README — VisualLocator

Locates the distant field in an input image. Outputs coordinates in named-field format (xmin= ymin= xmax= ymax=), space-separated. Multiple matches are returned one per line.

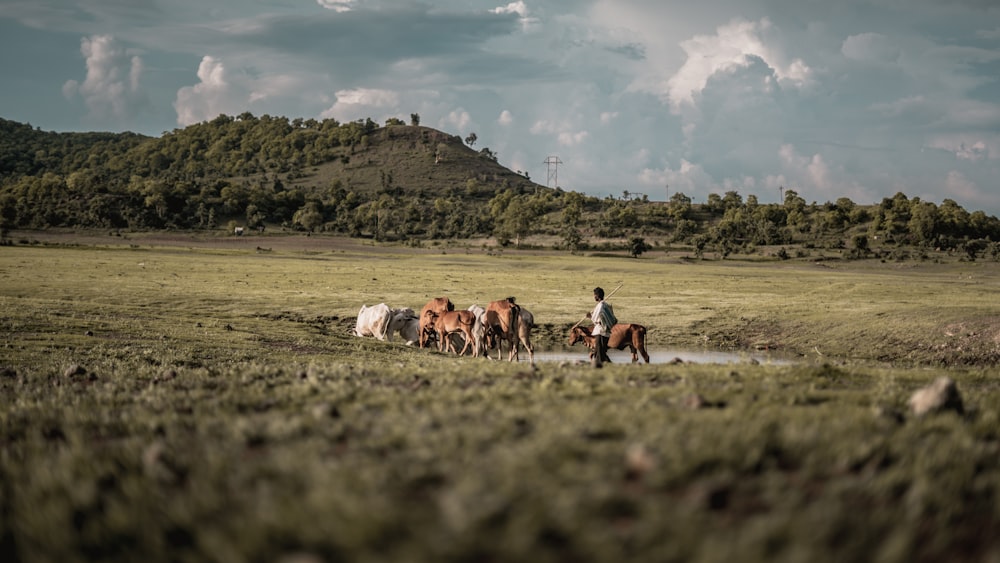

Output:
xmin=2 ymin=232 xmax=1000 ymax=562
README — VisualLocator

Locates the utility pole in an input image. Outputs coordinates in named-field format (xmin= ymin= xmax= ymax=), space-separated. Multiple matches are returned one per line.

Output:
xmin=544 ymin=156 xmax=562 ymax=188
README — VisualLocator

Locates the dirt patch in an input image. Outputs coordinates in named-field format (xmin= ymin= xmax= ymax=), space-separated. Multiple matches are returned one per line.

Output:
xmin=931 ymin=317 xmax=1000 ymax=366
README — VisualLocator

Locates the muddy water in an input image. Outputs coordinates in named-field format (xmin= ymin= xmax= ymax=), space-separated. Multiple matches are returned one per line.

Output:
xmin=524 ymin=348 xmax=795 ymax=365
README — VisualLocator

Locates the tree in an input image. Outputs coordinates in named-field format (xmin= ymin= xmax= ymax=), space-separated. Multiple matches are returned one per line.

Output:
xmin=465 ymin=132 xmax=478 ymax=147
xmin=410 ymin=113 xmax=420 ymax=126
xmin=489 ymin=189 xmax=543 ymax=248
xmin=293 ymin=201 xmax=324 ymax=232
xmin=669 ymin=192 xmax=693 ymax=221
xmin=628 ymin=236 xmax=651 ymax=258
xmin=849 ymin=234 xmax=870 ymax=259
xmin=478 ymin=147 xmax=497 ymax=162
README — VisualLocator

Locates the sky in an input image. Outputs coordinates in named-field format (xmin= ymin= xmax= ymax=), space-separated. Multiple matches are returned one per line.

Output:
xmin=2 ymin=0 xmax=1000 ymax=216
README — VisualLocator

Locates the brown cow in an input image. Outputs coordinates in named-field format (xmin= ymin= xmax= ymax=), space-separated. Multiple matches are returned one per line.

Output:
xmin=419 ymin=297 xmax=454 ymax=348
xmin=424 ymin=310 xmax=477 ymax=356
xmin=568 ymin=323 xmax=650 ymax=364
xmin=517 ymin=308 xmax=536 ymax=364
xmin=485 ymin=298 xmax=520 ymax=361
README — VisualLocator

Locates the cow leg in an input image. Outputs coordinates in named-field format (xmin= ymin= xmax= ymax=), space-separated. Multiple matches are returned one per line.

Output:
xmin=521 ymin=337 xmax=534 ymax=364
xmin=506 ymin=336 xmax=518 ymax=362
xmin=452 ymin=332 xmax=469 ymax=356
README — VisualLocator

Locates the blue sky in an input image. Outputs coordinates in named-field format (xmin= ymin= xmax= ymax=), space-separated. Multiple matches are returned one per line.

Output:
xmin=3 ymin=0 xmax=999 ymax=215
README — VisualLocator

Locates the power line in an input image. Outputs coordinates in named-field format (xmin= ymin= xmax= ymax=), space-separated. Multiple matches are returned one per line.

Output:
xmin=543 ymin=156 xmax=562 ymax=188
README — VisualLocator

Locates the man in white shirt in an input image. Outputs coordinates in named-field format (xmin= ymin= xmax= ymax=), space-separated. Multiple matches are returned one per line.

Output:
xmin=590 ymin=286 xmax=616 ymax=367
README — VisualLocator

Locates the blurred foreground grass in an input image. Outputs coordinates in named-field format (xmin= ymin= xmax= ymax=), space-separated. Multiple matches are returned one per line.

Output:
xmin=2 ymin=239 xmax=1000 ymax=562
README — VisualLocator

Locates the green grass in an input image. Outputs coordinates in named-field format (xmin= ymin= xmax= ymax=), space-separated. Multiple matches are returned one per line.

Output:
xmin=2 ymin=238 xmax=1000 ymax=562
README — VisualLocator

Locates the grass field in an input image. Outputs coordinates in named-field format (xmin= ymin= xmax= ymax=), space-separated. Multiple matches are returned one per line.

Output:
xmin=2 ymin=232 xmax=1000 ymax=562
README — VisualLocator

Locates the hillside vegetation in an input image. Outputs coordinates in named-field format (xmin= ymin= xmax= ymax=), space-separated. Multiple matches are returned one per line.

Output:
xmin=2 ymin=115 xmax=999 ymax=261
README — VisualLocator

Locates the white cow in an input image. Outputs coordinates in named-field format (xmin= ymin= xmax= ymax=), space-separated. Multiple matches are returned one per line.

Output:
xmin=387 ymin=308 xmax=420 ymax=345
xmin=466 ymin=304 xmax=488 ymax=358
xmin=354 ymin=303 xmax=393 ymax=340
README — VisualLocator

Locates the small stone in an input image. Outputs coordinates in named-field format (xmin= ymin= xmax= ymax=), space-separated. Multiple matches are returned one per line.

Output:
xmin=63 ymin=364 xmax=87 ymax=378
xmin=312 ymin=402 xmax=341 ymax=419
xmin=624 ymin=443 xmax=656 ymax=480
xmin=909 ymin=376 xmax=964 ymax=417
xmin=683 ymin=393 xmax=709 ymax=410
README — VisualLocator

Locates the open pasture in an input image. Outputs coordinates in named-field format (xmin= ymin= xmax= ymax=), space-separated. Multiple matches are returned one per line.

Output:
xmin=2 ymin=236 xmax=1000 ymax=562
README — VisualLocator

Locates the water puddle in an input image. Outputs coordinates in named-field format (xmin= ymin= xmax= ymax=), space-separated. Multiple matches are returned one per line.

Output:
xmin=526 ymin=348 xmax=794 ymax=365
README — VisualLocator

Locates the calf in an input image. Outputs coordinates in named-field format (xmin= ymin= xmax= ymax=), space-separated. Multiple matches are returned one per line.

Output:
xmin=419 ymin=297 xmax=454 ymax=348
xmin=387 ymin=308 xmax=419 ymax=345
xmin=568 ymin=323 xmax=650 ymax=364
xmin=425 ymin=310 xmax=477 ymax=356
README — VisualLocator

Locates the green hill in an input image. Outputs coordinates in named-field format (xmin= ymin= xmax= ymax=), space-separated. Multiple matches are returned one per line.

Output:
xmin=0 ymin=114 xmax=549 ymax=239
xmin=1 ymin=114 xmax=999 ymax=262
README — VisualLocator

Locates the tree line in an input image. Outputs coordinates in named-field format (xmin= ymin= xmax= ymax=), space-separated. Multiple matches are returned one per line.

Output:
xmin=1 ymin=115 xmax=998 ymax=260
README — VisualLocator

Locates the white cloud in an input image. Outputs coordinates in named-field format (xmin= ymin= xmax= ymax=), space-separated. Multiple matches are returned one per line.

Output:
xmin=491 ymin=1 xmax=527 ymax=17
xmin=600 ymin=111 xmax=618 ymax=124
xmin=490 ymin=1 xmax=538 ymax=29
xmin=174 ymin=56 xmax=252 ymax=126
xmin=956 ymin=141 xmax=989 ymax=161
xmin=529 ymin=119 xmax=555 ymax=135
xmin=926 ymin=135 xmax=996 ymax=161
xmin=638 ymin=159 xmax=718 ymax=196
xmin=333 ymin=87 xmax=398 ymax=107
xmin=498 ymin=109 xmax=513 ymax=126
xmin=62 ymin=35 xmax=145 ymax=121
xmin=944 ymin=170 xmax=995 ymax=206
xmin=439 ymin=108 xmax=472 ymax=132
xmin=319 ymin=87 xmax=400 ymax=121
xmin=841 ymin=32 xmax=901 ymax=64
xmin=776 ymin=144 xmax=873 ymax=203
xmin=317 ymin=0 xmax=356 ymax=12
xmin=663 ymin=18 xmax=812 ymax=113
xmin=558 ymin=130 xmax=589 ymax=146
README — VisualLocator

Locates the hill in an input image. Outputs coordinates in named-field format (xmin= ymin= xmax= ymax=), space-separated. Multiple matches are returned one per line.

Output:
xmin=2 ymin=115 xmax=1000 ymax=262
xmin=0 ymin=114 xmax=549 ymax=239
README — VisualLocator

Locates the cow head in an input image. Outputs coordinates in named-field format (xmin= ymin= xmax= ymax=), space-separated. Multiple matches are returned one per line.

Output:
xmin=568 ymin=326 xmax=589 ymax=347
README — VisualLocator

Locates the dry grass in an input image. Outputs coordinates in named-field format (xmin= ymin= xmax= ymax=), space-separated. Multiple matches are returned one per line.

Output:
xmin=2 ymin=234 xmax=1000 ymax=562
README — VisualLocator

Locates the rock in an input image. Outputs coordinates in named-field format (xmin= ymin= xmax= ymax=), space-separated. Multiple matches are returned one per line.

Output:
xmin=624 ymin=443 xmax=656 ymax=481
xmin=63 ymin=364 xmax=87 ymax=378
xmin=0 ymin=366 xmax=16 ymax=378
xmin=908 ymin=376 xmax=964 ymax=417
xmin=311 ymin=402 xmax=341 ymax=420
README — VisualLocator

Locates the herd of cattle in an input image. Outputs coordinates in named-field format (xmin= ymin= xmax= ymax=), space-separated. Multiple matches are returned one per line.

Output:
xmin=353 ymin=297 xmax=650 ymax=364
